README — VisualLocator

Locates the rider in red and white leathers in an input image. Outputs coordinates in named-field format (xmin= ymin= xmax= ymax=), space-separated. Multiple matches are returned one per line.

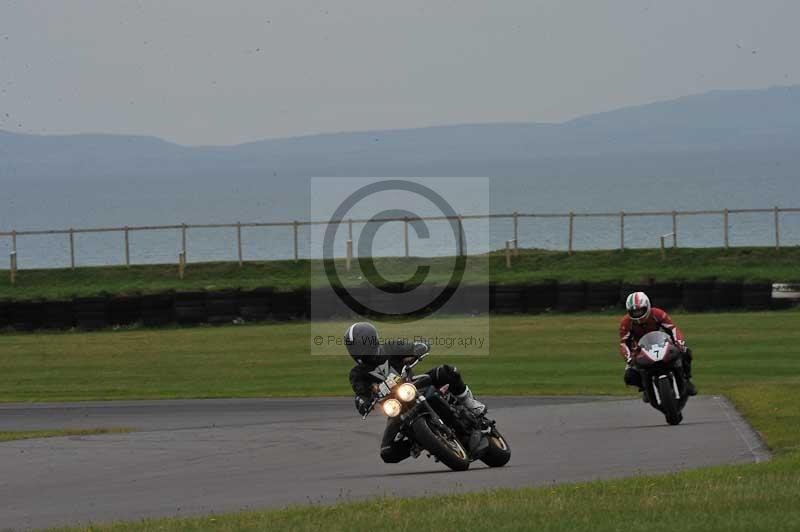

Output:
xmin=619 ymin=292 xmax=696 ymax=395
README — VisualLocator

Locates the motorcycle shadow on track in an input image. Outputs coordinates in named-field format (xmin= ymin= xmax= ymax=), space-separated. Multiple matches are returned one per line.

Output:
xmin=326 ymin=464 xmax=519 ymax=481
xmin=593 ymin=420 xmax=711 ymax=431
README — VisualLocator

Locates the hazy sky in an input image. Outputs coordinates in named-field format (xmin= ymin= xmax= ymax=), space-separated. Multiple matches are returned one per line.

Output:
xmin=0 ymin=0 xmax=797 ymax=145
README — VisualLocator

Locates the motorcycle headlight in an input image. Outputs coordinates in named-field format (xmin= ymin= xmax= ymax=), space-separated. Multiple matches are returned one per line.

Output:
xmin=382 ymin=398 xmax=402 ymax=417
xmin=395 ymin=383 xmax=417 ymax=403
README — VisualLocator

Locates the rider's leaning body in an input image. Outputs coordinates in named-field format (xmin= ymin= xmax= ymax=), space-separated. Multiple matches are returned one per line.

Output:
xmin=345 ymin=322 xmax=485 ymax=463
xmin=619 ymin=292 xmax=697 ymax=396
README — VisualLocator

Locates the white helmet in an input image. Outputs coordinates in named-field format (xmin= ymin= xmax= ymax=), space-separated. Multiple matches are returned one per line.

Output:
xmin=625 ymin=292 xmax=651 ymax=322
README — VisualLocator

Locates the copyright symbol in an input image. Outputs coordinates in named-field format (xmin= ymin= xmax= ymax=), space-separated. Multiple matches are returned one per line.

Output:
xmin=313 ymin=335 xmax=324 ymax=346
xmin=322 ymin=179 xmax=466 ymax=322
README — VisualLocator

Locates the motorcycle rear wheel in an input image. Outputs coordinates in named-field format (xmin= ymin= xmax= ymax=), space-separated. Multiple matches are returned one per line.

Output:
xmin=412 ymin=417 xmax=470 ymax=471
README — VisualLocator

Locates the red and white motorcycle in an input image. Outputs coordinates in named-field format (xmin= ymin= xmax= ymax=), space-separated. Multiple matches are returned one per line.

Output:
xmin=632 ymin=331 xmax=691 ymax=425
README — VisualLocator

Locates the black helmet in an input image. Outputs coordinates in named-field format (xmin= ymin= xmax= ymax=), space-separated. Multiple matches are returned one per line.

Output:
xmin=344 ymin=322 xmax=380 ymax=364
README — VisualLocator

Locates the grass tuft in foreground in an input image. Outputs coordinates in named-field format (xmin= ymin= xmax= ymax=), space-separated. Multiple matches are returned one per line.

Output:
xmin=0 ymin=427 xmax=133 ymax=442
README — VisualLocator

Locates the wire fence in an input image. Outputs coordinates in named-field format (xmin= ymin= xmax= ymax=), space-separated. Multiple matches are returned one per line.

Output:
xmin=2 ymin=207 xmax=798 ymax=274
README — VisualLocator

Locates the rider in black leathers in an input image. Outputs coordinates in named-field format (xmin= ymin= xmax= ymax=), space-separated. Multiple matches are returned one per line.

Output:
xmin=345 ymin=322 xmax=485 ymax=463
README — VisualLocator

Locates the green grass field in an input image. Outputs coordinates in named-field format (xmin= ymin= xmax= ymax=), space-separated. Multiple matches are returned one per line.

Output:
xmin=2 ymin=246 xmax=797 ymax=300
xmin=3 ymin=311 xmax=798 ymax=402
xmin=2 ymin=310 xmax=794 ymax=531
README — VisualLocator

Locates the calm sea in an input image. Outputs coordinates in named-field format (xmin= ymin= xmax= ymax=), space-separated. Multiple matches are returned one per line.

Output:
xmin=2 ymin=174 xmax=798 ymax=269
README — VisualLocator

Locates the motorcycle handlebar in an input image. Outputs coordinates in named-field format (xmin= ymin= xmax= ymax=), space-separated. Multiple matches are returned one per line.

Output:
xmin=362 ymin=397 xmax=379 ymax=420
xmin=407 ymin=352 xmax=427 ymax=369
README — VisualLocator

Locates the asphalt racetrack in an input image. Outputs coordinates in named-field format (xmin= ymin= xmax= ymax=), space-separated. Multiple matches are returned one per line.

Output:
xmin=0 ymin=396 xmax=768 ymax=530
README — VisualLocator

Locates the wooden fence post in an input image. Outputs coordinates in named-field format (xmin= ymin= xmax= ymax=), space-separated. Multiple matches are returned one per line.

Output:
xmin=723 ymin=208 xmax=729 ymax=248
xmin=568 ymin=212 xmax=574 ymax=255
xmin=293 ymin=221 xmax=299 ymax=261
xmin=236 ymin=222 xmax=243 ymax=267
xmin=457 ymin=215 xmax=465 ymax=256
xmin=513 ymin=211 xmax=519 ymax=255
xmin=181 ymin=223 xmax=187 ymax=262
xmin=178 ymin=252 xmax=185 ymax=279
xmin=619 ymin=211 xmax=625 ymax=251
xmin=774 ymin=206 xmax=781 ymax=250
xmin=9 ymin=251 xmax=16 ymax=285
xmin=403 ymin=217 xmax=409 ymax=258
xmin=69 ymin=228 xmax=75 ymax=269
xmin=124 ymin=226 xmax=130 ymax=267
xmin=672 ymin=211 xmax=678 ymax=247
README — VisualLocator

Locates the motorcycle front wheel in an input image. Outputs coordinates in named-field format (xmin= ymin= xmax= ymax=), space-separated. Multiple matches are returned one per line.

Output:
xmin=412 ymin=417 xmax=470 ymax=471
xmin=657 ymin=377 xmax=683 ymax=426
xmin=480 ymin=427 xmax=511 ymax=467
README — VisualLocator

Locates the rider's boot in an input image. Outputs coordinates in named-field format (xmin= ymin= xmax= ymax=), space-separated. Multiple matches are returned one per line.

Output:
xmin=683 ymin=354 xmax=698 ymax=396
xmin=624 ymin=366 xmax=646 ymax=400
xmin=456 ymin=386 xmax=486 ymax=415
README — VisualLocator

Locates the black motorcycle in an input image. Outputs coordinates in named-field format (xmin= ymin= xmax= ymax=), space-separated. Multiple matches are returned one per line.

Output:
xmin=632 ymin=331 xmax=691 ymax=425
xmin=362 ymin=353 xmax=511 ymax=471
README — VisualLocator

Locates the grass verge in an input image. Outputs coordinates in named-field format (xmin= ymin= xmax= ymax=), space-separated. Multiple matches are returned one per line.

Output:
xmin=1 ymin=246 xmax=797 ymax=300
xmin=0 ymin=427 xmax=132 ymax=442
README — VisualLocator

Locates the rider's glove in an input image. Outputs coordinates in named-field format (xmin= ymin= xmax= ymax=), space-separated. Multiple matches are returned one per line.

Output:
xmin=354 ymin=395 xmax=372 ymax=416
xmin=413 ymin=340 xmax=431 ymax=357
xmin=625 ymin=354 xmax=633 ymax=366
xmin=675 ymin=339 xmax=687 ymax=352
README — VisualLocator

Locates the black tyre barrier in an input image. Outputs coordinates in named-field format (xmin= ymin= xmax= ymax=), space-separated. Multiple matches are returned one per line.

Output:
xmin=173 ymin=291 xmax=207 ymax=325
xmin=139 ymin=293 xmax=173 ymax=326
xmin=173 ymin=291 xmax=205 ymax=306
xmin=585 ymin=281 xmax=622 ymax=310
xmin=491 ymin=284 xmax=526 ymax=314
xmin=239 ymin=288 xmax=272 ymax=322
xmin=9 ymin=300 xmax=45 ymax=331
xmin=174 ymin=306 xmax=207 ymax=325
xmin=740 ymin=282 xmax=772 ymax=310
xmin=73 ymin=295 xmax=109 ymax=313
xmin=141 ymin=309 xmax=171 ymax=327
xmin=141 ymin=293 xmax=173 ymax=311
xmin=682 ymin=281 xmax=715 ymax=311
xmin=556 ymin=282 xmax=586 ymax=312
xmin=272 ymin=289 xmax=307 ymax=320
xmin=403 ymin=285 xmax=440 ymax=317
xmin=77 ymin=312 xmax=109 ymax=330
xmin=0 ymin=301 xmax=8 ymax=328
xmin=711 ymin=281 xmax=742 ymax=310
xmin=449 ymin=284 xmax=490 ymax=315
xmin=74 ymin=296 xmax=110 ymax=330
xmin=366 ymin=284 xmax=401 ymax=317
xmin=43 ymin=300 xmax=75 ymax=329
xmin=308 ymin=287 xmax=339 ymax=319
xmin=524 ymin=282 xmax=558 ymax=313
xmin=109 ymin=296 xmax=142 ymax=326
xmin=206 ymin=290 xmax=240 ymax=325
xmin=2 ymin=277 xmax=795 ymax=333
xmin=648 ymin=282 xmax=683 ymax=311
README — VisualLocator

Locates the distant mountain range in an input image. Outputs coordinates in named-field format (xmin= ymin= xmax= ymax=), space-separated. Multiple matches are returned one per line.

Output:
xmin=2 ymin=85 xmax=800 ymax=181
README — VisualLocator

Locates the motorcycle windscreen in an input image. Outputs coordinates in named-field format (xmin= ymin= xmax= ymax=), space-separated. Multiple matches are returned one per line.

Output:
xmin=638 ymin=331 xmax=672 ymax=362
